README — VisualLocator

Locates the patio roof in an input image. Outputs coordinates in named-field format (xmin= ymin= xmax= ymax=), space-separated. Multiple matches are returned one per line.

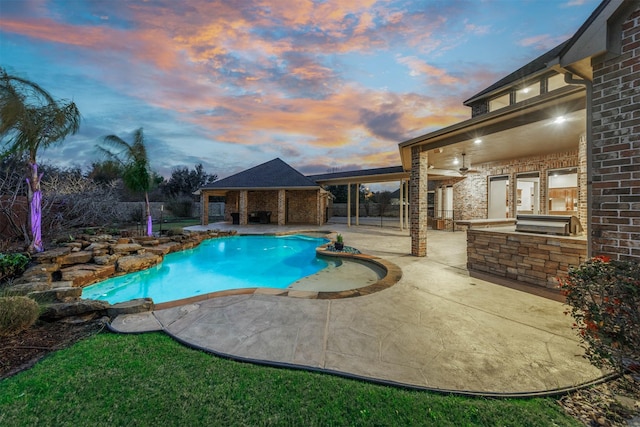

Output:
xmin=308 ymin=165 xmax=408 ymax=185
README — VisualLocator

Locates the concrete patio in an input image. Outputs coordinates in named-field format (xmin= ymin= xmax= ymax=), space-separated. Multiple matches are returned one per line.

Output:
xmin=110 ymin=220 xmax=607 ymax=396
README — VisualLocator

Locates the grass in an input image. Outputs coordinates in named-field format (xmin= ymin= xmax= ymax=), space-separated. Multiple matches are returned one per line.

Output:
xmin=0 ymin=332 xmax=579 ymax=426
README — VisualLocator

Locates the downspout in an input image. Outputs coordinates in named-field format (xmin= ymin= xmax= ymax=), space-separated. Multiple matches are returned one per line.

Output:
xmin=564 ymin=72 xmax=593 ymax=258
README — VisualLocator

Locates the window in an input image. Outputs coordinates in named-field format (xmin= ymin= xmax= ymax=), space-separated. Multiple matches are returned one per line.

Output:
xmin=516 ymin=172 xmax=540 ymax=214
xmin=547 ymin=168 xmax=578 ymax=215
xmin=547 ymin=73 xmax=568 ymax=92
xmin=515 ymin=82 xmax=540 ymax=103
xmin=489 ymin=93 xmax=510 ymax=112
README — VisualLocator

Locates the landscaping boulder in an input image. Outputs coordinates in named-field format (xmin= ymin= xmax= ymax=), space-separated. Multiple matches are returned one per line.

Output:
xmin=14 ymin=264 xmax=56 ymax=284
xmin=107 ymin=298 xmax=154 ymax=317
xmin=60 ymin=264 xmax=116 ymax=287
xmin=93 ymin=254 xmax=119 ymax=266
xmin=116 ymin=253 xmax=162 ymax=273
xmin=40 ymin=300 xmax=110 ymax=320
xmin=110 ymin=243 xmax=143 ymax=255
xmin=28 ymin=287 xmax=83 ymax=303
xmin=5 ymin=281 xmax=52 ymax=296
xmin=59 ymin=250 xmax=93 ymax=266
xmin=31 ymin=246 xmax=71 ymax=264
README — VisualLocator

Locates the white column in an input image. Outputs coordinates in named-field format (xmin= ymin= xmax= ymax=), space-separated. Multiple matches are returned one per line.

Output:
xmin=405 ymin=180 xmax=409 ymax=231
xmin=355 ymin=183 xmax=360 ymax=226
xmin=399 ymin=179 xmax=404 ymax=230
xmin=347 ymin=182 xmax=351 ymax=227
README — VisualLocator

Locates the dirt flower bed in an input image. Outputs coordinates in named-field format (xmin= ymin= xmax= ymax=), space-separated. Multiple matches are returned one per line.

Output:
xmin=0 ymin=318 xmax=106 ymax=379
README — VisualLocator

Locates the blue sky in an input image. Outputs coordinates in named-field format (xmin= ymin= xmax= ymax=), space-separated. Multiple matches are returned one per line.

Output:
xmin=0 ymin=0 xmax=600 ymax=180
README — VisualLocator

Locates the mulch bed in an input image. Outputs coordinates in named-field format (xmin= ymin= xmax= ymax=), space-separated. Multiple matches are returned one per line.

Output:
xmin=0 ymin=318 xmax=106 ymax=380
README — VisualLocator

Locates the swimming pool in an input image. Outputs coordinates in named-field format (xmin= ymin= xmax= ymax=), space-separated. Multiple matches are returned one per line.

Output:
xmin=81 ymin=234 xmax=331 ymax=304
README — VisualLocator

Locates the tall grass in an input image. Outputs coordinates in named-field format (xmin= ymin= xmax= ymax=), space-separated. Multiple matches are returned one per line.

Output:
xmin=0 ymin=332 xmax=579 ymax=426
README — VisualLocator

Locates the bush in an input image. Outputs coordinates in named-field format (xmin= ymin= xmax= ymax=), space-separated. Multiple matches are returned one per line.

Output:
xmin=0 ymin=253 xmax=30 ymax=283
xmin=559 ymin=255 xmax=640 ymax=373
xmin=166 ymin=196 xmax=194 ymax=218
xmin=0 ymin=296 xmax=40 ymax=336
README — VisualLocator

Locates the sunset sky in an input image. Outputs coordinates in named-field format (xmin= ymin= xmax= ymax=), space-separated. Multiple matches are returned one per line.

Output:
xmin=0 ymin=0 xmax=600 ymax=180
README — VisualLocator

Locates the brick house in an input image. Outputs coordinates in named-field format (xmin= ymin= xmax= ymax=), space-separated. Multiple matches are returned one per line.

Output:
xmin=400 ymin=0 xmax=639 ymax=263
xmin=199 ymin=158 xmax=331 ymax=226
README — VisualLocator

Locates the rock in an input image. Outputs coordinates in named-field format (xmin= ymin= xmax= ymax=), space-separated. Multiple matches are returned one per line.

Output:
xmin=14 ymin=264 xmax=56 ymax=284
xmin=93 ymin=254 xmax=119 ymax=265
xmin=85 ymin=242 xmax=109 ymax=252
xmin=40 ymin=299 xmax=110 ymax=320
xmin=60 ymin=264 xmax=116 ymax=287
xmin=116 ymin=238 xmax=130 ymax=244
xmin=60 ymin=250 xmax=93 ymax=266
xmin=66 ymin=242 xmax=83 ymax=249
xmin=31 ymin=246 xmax=71 ymax=264
xmin=140 ymin=239 xmax=160 ymax=246
xmin=50 ymin=281 xmax=74 ymax=288
xmin=107 ymin=298 xmax=154 ymax=317
xmin=116 ymin=253 xmax=162 ymax=273
xmin=28 ymin=286 xmax=83 ymax=303
xmin=6 ymin=282 xmax=52 ymax=295
xmin=110 ymin=243 xmax=142 ymax=254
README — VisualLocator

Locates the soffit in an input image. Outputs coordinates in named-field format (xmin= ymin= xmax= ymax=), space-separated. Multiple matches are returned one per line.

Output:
xmin=399 ymin=88 xmax=586 ymax=175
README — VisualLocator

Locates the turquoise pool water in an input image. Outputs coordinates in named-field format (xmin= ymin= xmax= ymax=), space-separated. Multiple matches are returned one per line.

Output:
xmin=81 ymin=234 xmax=330 ymax=304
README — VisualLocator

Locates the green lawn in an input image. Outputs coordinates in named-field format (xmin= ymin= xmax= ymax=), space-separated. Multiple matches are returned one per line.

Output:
xmin=0 ymin=332 xmax=579 ymax=426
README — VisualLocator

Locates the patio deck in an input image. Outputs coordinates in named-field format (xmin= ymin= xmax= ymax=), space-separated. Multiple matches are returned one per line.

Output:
xmin=110 ymin=221 xmax=607 ymax=396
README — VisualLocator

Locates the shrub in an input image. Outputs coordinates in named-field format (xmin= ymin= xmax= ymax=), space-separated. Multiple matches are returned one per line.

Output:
xmin=0 ymin=296 xmax=40 ymax=336
xmin=166 ymin=196 xmax=195 ymax=218
xmin=0 ymin=252 xmax=30 ymax=283
xmin=559 ymin=256 xmax=640 ymax=373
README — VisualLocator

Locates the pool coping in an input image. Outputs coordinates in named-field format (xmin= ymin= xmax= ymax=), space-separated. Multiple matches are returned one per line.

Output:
xmin=153 ymin=230 xmax=402 ymax=311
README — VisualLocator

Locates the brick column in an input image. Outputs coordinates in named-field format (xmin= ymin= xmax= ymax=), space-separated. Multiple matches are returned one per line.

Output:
xmin=278 ymin=189 xmax=286 ymax=225
xmin=200 ymin=191 xmax=209 ymax=226
xmin=239 ymin=190 xmax=248 ymax=225
xmin=590 ymin=4 xmax=640 ymax=260
xmin=410 ymin=146 xmax=428 ymax=256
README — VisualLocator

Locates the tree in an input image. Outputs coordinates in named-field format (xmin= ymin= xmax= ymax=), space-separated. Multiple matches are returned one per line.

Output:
xmin=87 ymin=160 xmax=124 ymax=186
xmin=0 ymin=68 xmax=81 ymax=252
xmin=97 ymin=128 xmax=154 ymax=236
xmin=162 ymin=163 xmax=217 ymax=197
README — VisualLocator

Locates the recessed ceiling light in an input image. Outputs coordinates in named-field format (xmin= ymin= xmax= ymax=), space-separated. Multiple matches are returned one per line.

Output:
xmin=554 ymin=116 xmax=566 ymax=124
xmin=474 ymin=139 xmax=482 ymax=144
xmin=453 ymin=158 xmax=459 ymax=165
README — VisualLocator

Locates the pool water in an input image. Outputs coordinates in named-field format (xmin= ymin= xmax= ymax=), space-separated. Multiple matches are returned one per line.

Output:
xmin=81 ymin=234 xmax=331 ymax=304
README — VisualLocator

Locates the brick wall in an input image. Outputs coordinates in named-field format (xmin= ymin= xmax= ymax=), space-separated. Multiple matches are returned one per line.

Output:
xmin=467 ymin=228 xmax=588 ymax=288
xmin=286 ymin=190 xmax=320 ymax=224
xmin=223 ymin=190 xmax=323 ymax=224
xmin=433 ymin=149 xmax=583 ymax=226
xmin=590 ymin=5 xmax=640 ymax=260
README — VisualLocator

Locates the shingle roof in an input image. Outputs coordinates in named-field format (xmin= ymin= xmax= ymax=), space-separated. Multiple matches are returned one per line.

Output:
xmin=463 ymin=40 xmax=571 ymax=105
xmin=307 ymin=166 xmax=405 ymax=182
xmin=201 ymin=158 xmax=319 ymax=189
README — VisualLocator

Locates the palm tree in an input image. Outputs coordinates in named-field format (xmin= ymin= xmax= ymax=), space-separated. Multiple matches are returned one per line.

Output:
xmin=98 ymin=128 xmax=154 ymax=236
xmin=0 ymin=68 xmax=81 ymax=252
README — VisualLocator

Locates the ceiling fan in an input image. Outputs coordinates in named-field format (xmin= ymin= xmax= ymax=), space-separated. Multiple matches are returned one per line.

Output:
xmin=458 ymin=153 xmax=478 ymax=174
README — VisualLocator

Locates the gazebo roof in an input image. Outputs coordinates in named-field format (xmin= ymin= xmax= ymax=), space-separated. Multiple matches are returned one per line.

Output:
xmin=201 ymin=158 xmax=320 ymax=190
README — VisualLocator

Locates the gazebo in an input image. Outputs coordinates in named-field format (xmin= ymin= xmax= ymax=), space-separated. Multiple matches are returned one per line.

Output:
xmin=199 ymin=158 xmax=331 ymax=226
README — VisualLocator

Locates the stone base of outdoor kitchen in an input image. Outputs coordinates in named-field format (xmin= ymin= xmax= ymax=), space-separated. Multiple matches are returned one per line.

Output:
xmin=6 ymin=230 xmax=236 ymax=321
xmin=466 ymin=226 xmax=587 ymax=291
